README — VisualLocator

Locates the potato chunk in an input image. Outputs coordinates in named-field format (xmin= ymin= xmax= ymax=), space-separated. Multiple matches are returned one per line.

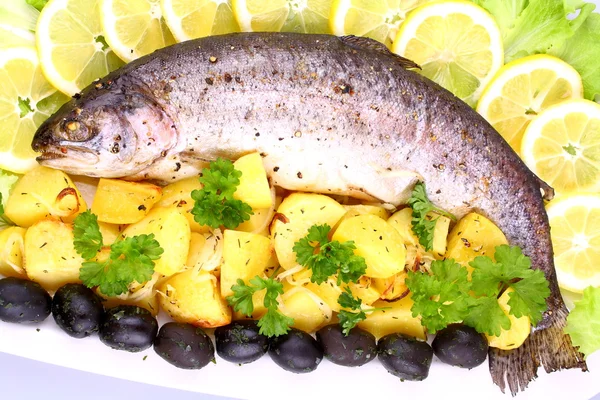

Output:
xmin=91 ymin=179 xmax=161 ymax=224
xmin=233 ymin=152 xmax=273 ymax=209
xmin=98 ymin=222 xmax=122 ymax=246
xmin=446 ymin=212 xmax=508 ymax=273
xmin=5 ymin=166 xmax=87 ymax=227
xmin=280 ymin=285 xmax=331 ymax=332
xmin=342 ymin=204 xmax=390 ymax=220
xmin=388 ymin=207 xmax=451 ymax=257
xmin=357 ymin=295 xmax=426 ymax=340
xmin=272 ymin=193 xmax=346 ymax=270
xmin=24 ymin=219 xmax=84 ymax=291
xmin=158 ymin=269 xmax=231 ymax=328
xmin=373 ymin=271 xmax=409 ymax=301
xmin=157 ymin=177 xmax=210 ymax=233
xmin=120 ymin=206 xmax=190 ymax=277
xmin=332 ymin=214 xmax=406 ymax=279
xmin=220 ymin=230 xmax=272 ymax=297
xmin=0 ymin=226 xmax=27 ymax=278
xmin=486 ymin=288 xmax=531 ymax=350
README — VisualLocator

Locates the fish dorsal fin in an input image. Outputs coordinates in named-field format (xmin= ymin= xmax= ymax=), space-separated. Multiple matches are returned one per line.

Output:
xmin=339 ymin=35 xmax=421 ymax=70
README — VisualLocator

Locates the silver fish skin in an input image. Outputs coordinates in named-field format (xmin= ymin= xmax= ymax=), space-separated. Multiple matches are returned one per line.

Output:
xmin=31 ymin=33 xmax=586 ymax=393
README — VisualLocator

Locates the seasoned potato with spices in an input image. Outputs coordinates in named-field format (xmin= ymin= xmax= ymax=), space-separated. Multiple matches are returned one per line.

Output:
xmin=233 ymin=152 xmax=273 ymax=209
xmin=486 ymin=288 xmax=531 ymax=350
xmin=272 ymin=193 xmax=346 ymax=270
xmin=159 ymin=269 xmax=231 ymax=328
xmin=98 ymin=222 xmax=122 ymax=246
xmin=157 ymin=177 xmax=209 ymax=233
xmin=5 ymin=166 xmax=86 ymax=227
xmin=373 ymin=271 xmax=409 ymax=301
xmin=0 ymin=226 xmax=27 ymax=278
xmin=387 ymin=207 xmax=450 ymax=257
xmin=358 ymin=295 xmax=426 ymax=340
xmin=341 ymin=204 xmax=390 ymax=220
xmin=280 ymin=284 xmax=331 ymax=333
xmin=24 ymin=219 xmax=84 ymax=291
xmin=332 ymin=214 xmax=405 ymax=279
xmin=120 ymin=206 xmax=190 ymax=277
xmin=91 ymin=179 xmax=162 ymax=224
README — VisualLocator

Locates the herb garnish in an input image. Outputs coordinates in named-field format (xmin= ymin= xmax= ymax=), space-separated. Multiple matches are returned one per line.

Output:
xmin=408 ymin=182 xmax=456 ymax=251
xmin=337 ymin=287 xmax=389 ymax=336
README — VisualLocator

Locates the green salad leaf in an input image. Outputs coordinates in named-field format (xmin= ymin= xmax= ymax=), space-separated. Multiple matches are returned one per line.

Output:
xmin=25 ymin=0 xmax=48 ymax=12
xmin=565 ymin=286 xmax=600 ymax=358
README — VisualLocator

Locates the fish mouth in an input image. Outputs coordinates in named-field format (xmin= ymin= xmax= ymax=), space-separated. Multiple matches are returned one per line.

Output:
xmin=36 ymin=150 xmax=67 ymax=161
xmin=36 ymin=145 xmax=100 ymax=164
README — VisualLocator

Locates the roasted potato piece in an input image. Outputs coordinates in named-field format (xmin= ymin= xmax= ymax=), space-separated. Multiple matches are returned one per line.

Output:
xmin=348 ymin=277 xmax=381 ymax=306
xmin=388 ymin=207 xmax=451 ymax=257
xmin=233 ymin=152 xmax=273 ymax=209
xmin=98 ymin=222 xmax=122 ymax=246
xmin=221 ymin=230 xmax=272 ymax=298
xmin=24 ymin=219 xmax=84 ymax=291
xmin=280 ymin=284 xmax=331 ymax=332
xmin=332 ymin=214 xmax=406 ymax=279
xmin=272 ymin=193 xmax=346 ymax=270
xmin=373 ymin=271 xmax=409 ymax=301
xmin=486 ymin=288 xmax=531 ymax=350
xmin=342 ymin=204 xmax=390 ymax=220
xmin=446 ymin=212 xmax=508 ymax=273
xmin=91 ymin=179 xmax=161 ymax=224
xmin=0 ymin=226 xmax=27 ymax=278
xmin=157 ymin=177 xmax=210 ymax=233
xmin=357 ymin=295 xmax=426 ymax=340
xmin=236 ymin=207 xmax=273 ymax=235
xmin=120 ymin=206 xmax=190 ymax=277
xmin=305 ymin=277 xmax=343 ymax=312
xmin=158 ymin=269 xmax=231 ymax=328
xmin=5 ymin=166 xmax=87 ymax=227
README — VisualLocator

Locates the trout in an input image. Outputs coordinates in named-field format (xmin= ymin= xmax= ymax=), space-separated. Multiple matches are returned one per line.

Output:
xmin=31 ymin=33 xmax=586 ymax=393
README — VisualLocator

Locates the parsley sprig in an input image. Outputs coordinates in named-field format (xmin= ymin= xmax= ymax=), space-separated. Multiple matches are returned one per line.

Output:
xmin=191 ymin=158 xmax=253 ymax=229
xmin=408 ymin=182 xmax=456 ymax=251
xmin=406 ymin=245 xmax=550 ymax=336
xmin=227 ymin=275 xmax=294 ymax=337
xmin=292 ymin=224 xmax=367 ymax=285
xmin=73 ymin=210 xmax=164 ymax=297
xmin=337 ymin=287 xmax=389 ymax=335
xmin=0 ymin=193 xmax=15 ymax=230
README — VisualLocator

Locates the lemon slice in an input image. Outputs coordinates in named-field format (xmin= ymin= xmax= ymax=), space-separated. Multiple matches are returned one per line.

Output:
xmin=233 ymin=0 xmax=332 ymax=33
xmin=0 ymin=24 xmax=36 ymax=48
xmin=162 ymin=0 xmax=239 ymax=41
xmin=0 ymin=0 xmax=39 ymax=32
xmin=0 ymin=47 xmax=69 ymax=174
xmin=546 ymin=193 xmax=600 ymax=292
xmin=520 ymin=99 xmax=600 ymax=195
xmin=392 ymin=0 xmax=503 ymax=107
xmin=36 ymin=0 xmax=124 ymax=96
xmin=330 ymin=0 xmax=430 ymax=47
xmin=477 ymin=54 xmax=583 ymax=153
xmin=101 ymin=0 xmax=176 ymax=63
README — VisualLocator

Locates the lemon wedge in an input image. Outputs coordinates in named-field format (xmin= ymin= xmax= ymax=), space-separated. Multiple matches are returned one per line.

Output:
xmin=233 ymin=0 xmax=332 ymax=33
xmin=392 ymin=1 xmax=503 ymax=107
xmin=477 ymin=54 xmax=583 ymax=153
xmin=101 ymin=0 xmax=176 ymax=63
xmin=36 ymin=0 xmax=124 ymax=96
xmin=162 ymin=0 xmax=239 ymax=41
xmin=330 ymin=0 xmax=430 ymax=47
xmin=520 ymin=99 xmax=600 ymax=195
xmin=546 ymin=193 xmax=600 ymax=293
xmin=0 ymin=24 xmax=36 ymax=48
xmin=0 ymin=46 xmax=69 ymax=174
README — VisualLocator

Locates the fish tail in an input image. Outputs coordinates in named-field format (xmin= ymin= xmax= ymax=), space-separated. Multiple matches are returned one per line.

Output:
xmin=488 ymin=303 xmax=587 ymax=395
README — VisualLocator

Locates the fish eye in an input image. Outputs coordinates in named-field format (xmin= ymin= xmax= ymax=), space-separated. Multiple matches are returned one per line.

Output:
xmin=61 ymin=119 xmax=90 ymax=142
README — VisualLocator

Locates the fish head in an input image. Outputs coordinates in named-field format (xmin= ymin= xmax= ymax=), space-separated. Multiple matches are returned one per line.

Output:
xmin=31 ymin=85 xmax=178 ymax=178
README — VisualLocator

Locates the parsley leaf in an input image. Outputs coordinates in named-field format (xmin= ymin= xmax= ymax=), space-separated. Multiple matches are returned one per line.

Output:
xmin=79 ymin=233 xmax=163 ymax=297
xmin=338 ymin=309 xmax=367 ymax=336
xmin=292 ymin=224 xmax=367 ymax=285
xmin=226 ymin=275 xmax=293 ymax=337
xmin=470 ymin=245 xmax=550 ymax=325
xmin=338 ymin=287 xmax=362 ymax=310
xmin=73 ymin=210 xmax=104 ymax=259
xmin=406 ymin=259 xmax=471 ymax=333
xmin=336 ymin=287 xmax=389 ymax=336
xmin=463 ymin=296 xmax=511 ymax=337
xmin=191 ymin=158 xmax=253 ymax=229
xmin=408 ymin=182 xmax=455 ymax=251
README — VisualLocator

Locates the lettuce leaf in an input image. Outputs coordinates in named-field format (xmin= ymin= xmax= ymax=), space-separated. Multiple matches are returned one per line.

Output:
xmin=565 ymin=286 xmax=600 ymax=358
xmin=550 ymin=12 xmax=600 ymax=100
xmin=25 ymin=0 xmax=48 ymax=12
xmin=0 ymin=169 xmax=19 ymax=209
xmin=471 ymin=0 xmax=528 ymax=37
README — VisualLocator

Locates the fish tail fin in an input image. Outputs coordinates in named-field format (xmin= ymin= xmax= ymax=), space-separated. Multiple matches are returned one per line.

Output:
xmin=488 ymin=303 xmax=587 ymax=395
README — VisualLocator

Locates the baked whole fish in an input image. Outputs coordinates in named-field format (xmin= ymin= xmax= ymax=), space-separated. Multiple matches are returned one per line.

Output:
xmin=31 ymin=32 xmax=586 ymax=393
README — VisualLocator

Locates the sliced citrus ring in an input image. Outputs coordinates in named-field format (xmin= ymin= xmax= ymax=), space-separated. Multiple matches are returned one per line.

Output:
xmin=36 ymin=0 xmax=124 ymax=96
xmin=0 ymin=46 xmax=70 ymax=174
xmin=162 ymin=0 xmax=239 ymax=41
xmin=0 ymin=0 xmax=39 ymax=32
xmin=0 ymin=24 xmax=36 ymax=48
xmin=546 ymin=193 xmax=600 ymax=292
xmin=520 ymin=99 xmax=600 ymax=195
xmin=477 ymin=54 xmax=583 ymax=153
xmin=233 ymin=0 xmax=332 ymax=33
xmin=101 ymin=0 xmax=176 ymax=63
xmin=392 ymin=1 xmax=503 ymax=107
xmin=330 ymin=0 xmax=430 ymax=47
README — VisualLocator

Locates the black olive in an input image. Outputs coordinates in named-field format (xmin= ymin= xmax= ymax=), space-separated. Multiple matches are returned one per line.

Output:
xmin=432 ymin=324 xmax=489 ymax=368
xmin=316 ymin=324 xmax=377 ymax=367
xmin=154 ymin=323 xmax=215 ymax=369
xmin=99 ymin=305 xmax=158 ymax=352
xmin=269 ymin=328 xmax=323 ymax=373
xmin=0 ymin=277 xmax=51 ymax=323
xmin=377 ymin=333 xmax=433 ymax=381
xmin=215 ymin=320 xmax=268 ymax=364
xmin=52 ymin=283 xmax=104 ymax=338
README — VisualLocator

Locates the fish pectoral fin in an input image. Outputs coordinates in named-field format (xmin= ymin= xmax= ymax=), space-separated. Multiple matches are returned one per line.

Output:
xmin=339 ymin=35 xmax=421 ymax=70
